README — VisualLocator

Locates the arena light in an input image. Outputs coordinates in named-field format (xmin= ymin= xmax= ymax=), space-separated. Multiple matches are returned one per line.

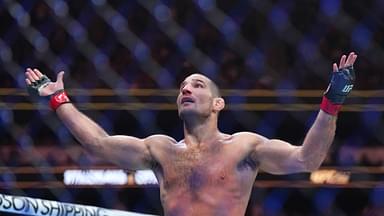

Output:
xmin=134 ymin=170 xmax=158 ymax=185
xmin=310 ymin=169 xmax=350 ymax=185
xmin=63 ymin=169 xmax=128 ymax=185
xmin=63 ymin=169 xmax=159 ymax=186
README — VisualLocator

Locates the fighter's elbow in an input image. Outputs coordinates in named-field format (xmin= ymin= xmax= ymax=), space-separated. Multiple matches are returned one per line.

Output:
xmin=305 ymin=162 xmax=321 ymax=172
xmin=296 ymin=148 xmax=326 ymax=172
xmin=302 ymin=159 xmax=323 ymax=172
xmin=296 ymin=153 xmax=322 ymax=172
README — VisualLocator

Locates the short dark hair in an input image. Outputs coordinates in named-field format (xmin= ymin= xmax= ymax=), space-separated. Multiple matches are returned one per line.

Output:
xmin=208 ymin=80 xmax=221 ymax=98
xmin=178 ymin=67 xmax=221 ymax=98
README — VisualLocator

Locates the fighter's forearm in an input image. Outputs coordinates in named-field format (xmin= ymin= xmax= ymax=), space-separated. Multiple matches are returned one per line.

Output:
xmin=56 ymin=103 xmax=108 ymax=149
xmin=299 ymin=53 xmax=356 ymax=170
xmin=299 ymin=110 xmax=337 ymax=170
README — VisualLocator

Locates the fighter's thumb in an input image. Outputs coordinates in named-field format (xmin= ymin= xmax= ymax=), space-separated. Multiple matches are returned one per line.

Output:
xmin=56 ymin=71 xmax=65 ymax=82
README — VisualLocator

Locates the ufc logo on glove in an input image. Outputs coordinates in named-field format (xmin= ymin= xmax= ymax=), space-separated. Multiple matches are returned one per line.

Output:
xmin=341 ymin=85 xmax=354 ymax=93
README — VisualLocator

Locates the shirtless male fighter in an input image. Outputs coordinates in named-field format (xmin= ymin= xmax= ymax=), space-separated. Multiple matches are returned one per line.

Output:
xmin=25 ymin=52 xmax=357 ymax=216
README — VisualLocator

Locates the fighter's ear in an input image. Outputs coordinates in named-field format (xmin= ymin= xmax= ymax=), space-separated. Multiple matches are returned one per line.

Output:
xmin=213 ymin=97 xmax=225 ymax=112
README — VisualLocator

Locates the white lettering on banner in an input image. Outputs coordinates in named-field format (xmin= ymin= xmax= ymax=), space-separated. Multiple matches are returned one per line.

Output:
xmin=0 ymin=193 xmax=155 ymax=216
xmin=0 ymin=194 xmax=101 ymax=216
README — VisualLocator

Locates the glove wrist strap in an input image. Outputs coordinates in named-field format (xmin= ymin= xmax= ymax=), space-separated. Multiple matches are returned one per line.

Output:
xmin=320 ymin=96 xmax=341 ymax=116
xmin=50 ymin=90 xmax=70 ymax=111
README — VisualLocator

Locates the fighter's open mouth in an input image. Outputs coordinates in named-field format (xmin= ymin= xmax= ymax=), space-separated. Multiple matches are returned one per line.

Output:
xmin=181 ymin=97 xmax=194 ymax=104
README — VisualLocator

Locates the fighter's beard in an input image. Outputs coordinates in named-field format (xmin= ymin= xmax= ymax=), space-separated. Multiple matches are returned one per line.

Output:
xmin=179 ymin=109 xmax=210 ymax=126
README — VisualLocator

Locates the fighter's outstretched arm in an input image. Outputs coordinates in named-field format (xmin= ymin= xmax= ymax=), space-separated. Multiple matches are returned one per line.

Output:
xmin=253 ymin=111 xmax=336 ymax=174
xmin=56 ymin=103 xmax=156 ymax=170
xmin=25 ymin=68 xmax=171 ymax=170
xmin=253 ymin=52 xmax=357 ymax=174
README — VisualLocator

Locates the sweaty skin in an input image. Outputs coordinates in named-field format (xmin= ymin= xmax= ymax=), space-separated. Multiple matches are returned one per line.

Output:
xmin=24 ymin=52 xmax=357 ymax=216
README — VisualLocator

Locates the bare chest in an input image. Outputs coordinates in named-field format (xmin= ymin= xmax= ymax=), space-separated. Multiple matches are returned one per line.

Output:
xmin=171 ymin=148 xmax=227 ymax=189
xmin=157 ymin=144 xmax=256 ymax=193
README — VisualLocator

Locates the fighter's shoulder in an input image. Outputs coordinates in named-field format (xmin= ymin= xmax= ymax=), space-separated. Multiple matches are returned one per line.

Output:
xmin=231 ymin=131 xmax=268 ymax=146
xmin=144 ymin=134 xmax=177 ymax=146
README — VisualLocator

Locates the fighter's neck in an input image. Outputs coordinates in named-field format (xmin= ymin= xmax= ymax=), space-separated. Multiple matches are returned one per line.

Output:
xmin=183 ymin=119 xmax=220 ymax=145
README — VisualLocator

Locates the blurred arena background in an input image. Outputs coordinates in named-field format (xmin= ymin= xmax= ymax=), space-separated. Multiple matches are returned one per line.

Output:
xmin=1 ymin=0 xmax=384 ymax=215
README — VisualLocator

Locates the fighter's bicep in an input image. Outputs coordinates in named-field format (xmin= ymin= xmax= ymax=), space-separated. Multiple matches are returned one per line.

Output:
xmin=254 ymin=139 xmax=305 ymax=174
xmin=95 ymin=135 xmax=153 ymax=170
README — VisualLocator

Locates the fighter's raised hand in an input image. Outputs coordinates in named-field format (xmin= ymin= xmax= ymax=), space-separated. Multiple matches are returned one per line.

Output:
xmin=25 ymin=68 xmax=70 ymax=110
xmin=333 ymin=52 xmax=358 ymax=71
xmin=25 ymin=68 xmax=65 ymax=97
xmin=321 ymin=52 xmax=358 ymax=115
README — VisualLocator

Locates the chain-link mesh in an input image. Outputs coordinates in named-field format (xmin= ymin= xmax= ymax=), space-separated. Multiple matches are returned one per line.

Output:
xmin=1 ymin=0 xmax=384 ymax=215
